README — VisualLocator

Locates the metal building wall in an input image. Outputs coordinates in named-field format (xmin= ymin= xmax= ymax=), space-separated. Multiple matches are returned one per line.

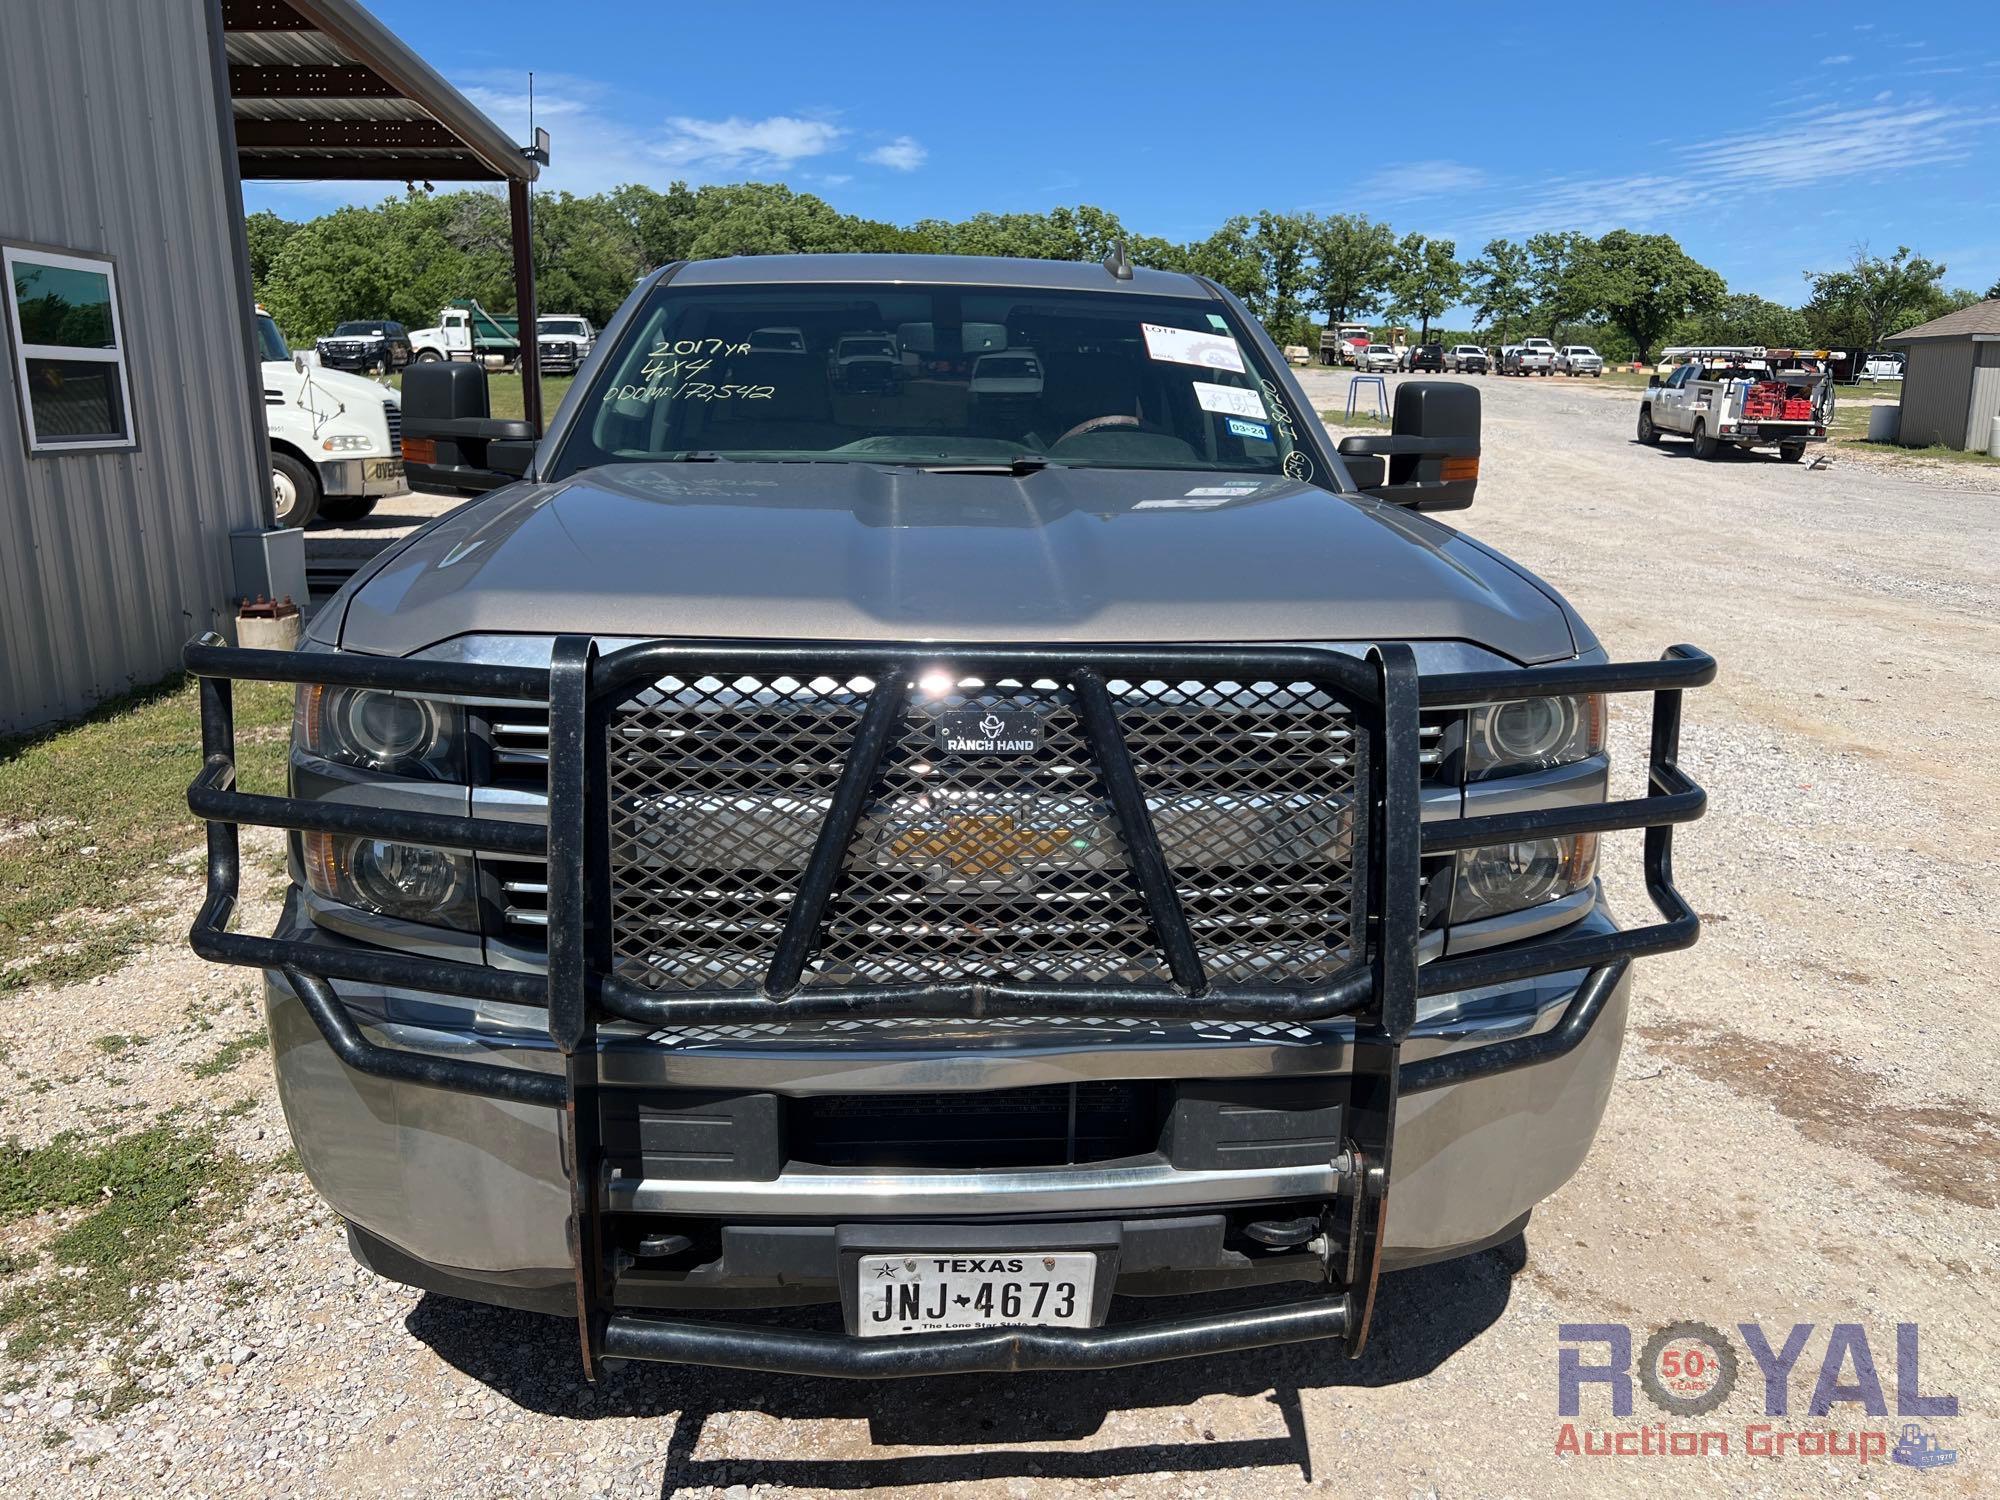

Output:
xmin=1967 ymin=343 xmax=2000 ymax=456
xmin=0 ymin=0 xmax=266 ymax=735
xmin=1895 ymin=339 xmax=1975 ymax=449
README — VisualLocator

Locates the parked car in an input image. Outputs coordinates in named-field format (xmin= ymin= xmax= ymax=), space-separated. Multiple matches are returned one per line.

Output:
xmin=258 ymin=308 xmax=403 ymax=528
xmin=1407 ymin=342 xmax=1447 ymax=373
xmin=1555 ymin=345 xmax=1604 ymax=377
xmin=188 ymin=254 xmax=1710 ymax=1382
xmin=833 ymin=332 xmax=902 ymax=393
xmin=1445 ymin=345 xmax=1489 ymax=374
xmin=314 ymin=320 xmax=412 ymax=375
xmin=1356 ymin=342 xmax=1398 ymax=372
xmin=1502 ymin=338 xmax=1557 ymax=376
xmin=536 ymin=315 xmax=596 ymax=376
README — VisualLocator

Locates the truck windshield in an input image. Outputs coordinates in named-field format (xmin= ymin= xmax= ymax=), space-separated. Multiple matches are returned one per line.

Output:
xmin=554 ymin=283 xmax=1305 ymax=478
xmin=256 ymin=314 xmax=289 ymax=362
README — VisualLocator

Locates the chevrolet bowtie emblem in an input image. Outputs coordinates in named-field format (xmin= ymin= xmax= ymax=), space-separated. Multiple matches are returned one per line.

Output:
xmin=887 ymin=813 xmax=1078 ymax=880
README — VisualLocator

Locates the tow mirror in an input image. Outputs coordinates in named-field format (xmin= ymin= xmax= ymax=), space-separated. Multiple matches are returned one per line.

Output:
xmin=1335 ymin=380 xmax=1479 ymax=511
xmin=1647 ymin=373 xmax=1662 ymax=388
xmin=400 ymin=361 xmax=537 ymax=497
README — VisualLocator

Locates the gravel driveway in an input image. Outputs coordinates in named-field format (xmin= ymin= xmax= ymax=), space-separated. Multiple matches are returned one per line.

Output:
xmin=2 ymin=371 xmax=1993 ymax=1497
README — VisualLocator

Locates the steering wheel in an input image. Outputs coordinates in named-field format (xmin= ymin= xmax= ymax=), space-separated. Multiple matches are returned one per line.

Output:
xmin=1053 ymin=414 xmax=1167 ymax=446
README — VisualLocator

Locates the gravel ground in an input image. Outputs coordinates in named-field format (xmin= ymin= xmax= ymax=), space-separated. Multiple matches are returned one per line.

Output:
xmin=2 ymin=370 xmax=1994 ymax=1497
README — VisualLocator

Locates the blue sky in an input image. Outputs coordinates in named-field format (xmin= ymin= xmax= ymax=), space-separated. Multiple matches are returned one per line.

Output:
xmin=245 ymin=1 xmax=2000 ymax=308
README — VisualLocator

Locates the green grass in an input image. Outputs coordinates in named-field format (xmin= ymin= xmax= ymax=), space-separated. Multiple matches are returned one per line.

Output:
xmin=0 ymin=1120 xmax=260 ymax=1361
xmin=1317 ymin=408 xmax=1390 ymax=430
xmin=1827 ymin=399 xmax=2000 ymax=467
xmin=0 ymin=674 xmax=292 ymax=992
xmin=187 ymin=1029 xmax=268 ymax=1080
xmin=384 ymin=370 xmax=574 ymax=422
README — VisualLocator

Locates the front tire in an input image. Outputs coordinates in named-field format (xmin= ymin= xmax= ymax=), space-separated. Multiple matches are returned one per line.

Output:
xmin=1638 ymin=407 xmax=1661 ymax=446
xmin=1691 ymin=420 xmax=1716 ymax=460
xmin=415 ymin=349 xmax=443 ymax=363
xmin=270 ymin=452 xmax=320 ymax=529
xmin=316 ymin=494 xmax=380 ymax=524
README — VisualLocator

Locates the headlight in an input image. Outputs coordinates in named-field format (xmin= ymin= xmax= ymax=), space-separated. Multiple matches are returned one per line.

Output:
xmin=295 ymin=686 xmax=463 ymax=779
xmin=1464 ymin=693 xmax=1603 ymax=780
xmin=303 ymin=832 xmax=478 ymax=930
xmin=1452 ymin=834 xmax=1597 ymax=923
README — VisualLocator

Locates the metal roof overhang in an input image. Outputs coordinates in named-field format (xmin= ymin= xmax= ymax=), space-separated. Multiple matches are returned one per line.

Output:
xmin=221 ymin=0 xmax=537 ymax=183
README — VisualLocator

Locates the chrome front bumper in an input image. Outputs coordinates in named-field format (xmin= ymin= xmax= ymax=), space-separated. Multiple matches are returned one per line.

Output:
xmin=262 ymin=917 xmax=1631 ymax=1285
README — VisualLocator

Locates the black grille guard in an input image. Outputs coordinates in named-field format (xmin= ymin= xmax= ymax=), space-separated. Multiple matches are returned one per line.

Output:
xmin=183 ymin=634 xmax=1712 ymax=1377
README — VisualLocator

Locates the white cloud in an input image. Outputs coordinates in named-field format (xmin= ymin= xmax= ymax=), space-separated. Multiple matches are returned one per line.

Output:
xmin=1819 ymin=53 xmax=1854 ymax=65
xmin=1353 ymin=159 xmax=1488 ymax=199
xmin=1462 ymin=94 xmax=1999 ymax=236
xmin=863 ymin=136 xmax=928 ymax=171
xmin=652 ymin=115 xmax=845 ymax=173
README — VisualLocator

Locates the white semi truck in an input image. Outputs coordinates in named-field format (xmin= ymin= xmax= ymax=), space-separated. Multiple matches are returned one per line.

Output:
xmin=257 ymin=309 xmax=404 ymax=528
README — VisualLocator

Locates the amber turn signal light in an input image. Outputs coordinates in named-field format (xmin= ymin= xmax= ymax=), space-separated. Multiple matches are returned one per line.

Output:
xmin=401 ymin=436 xmax=436 ymax=464
xmin=1440 ymin=456 xmax=1479 ymax=483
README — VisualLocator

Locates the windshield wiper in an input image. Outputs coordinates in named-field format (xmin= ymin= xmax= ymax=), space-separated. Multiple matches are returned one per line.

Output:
xmin=663 ymin=450 xmax=735 ymax=462
xmin=917 ymin=455 xmax=1066 ymax=476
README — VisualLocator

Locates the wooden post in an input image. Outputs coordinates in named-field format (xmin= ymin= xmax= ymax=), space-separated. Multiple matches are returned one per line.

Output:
xmin=509 ymin=177 xmax=542 ymax=435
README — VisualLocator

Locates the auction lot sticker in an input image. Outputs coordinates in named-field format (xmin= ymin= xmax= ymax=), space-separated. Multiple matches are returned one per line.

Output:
xmin=1141 ymin=323 xmax=1244 ymax=372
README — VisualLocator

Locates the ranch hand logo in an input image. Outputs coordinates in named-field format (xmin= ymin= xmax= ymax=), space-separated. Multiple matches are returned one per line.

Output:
xmin=935 ymin=706 xmax=1041 ymax=754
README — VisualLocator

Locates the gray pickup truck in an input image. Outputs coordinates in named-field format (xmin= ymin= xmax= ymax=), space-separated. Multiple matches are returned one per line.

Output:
xmin=186 ymin=252 xmax=1709 ymax=1379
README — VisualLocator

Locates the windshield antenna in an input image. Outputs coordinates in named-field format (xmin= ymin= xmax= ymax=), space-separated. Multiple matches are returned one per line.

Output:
xmin=1102 ymin=239 xmax=1133 ymax=281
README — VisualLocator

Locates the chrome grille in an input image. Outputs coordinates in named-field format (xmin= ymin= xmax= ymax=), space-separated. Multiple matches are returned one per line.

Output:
xmin=383 ymin=402 xmax=402 ymax=447
xmin=604 ymin=671 xmax=1366 ymax=994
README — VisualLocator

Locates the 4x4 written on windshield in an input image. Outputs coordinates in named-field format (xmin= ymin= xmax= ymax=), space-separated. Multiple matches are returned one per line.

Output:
xmin=607 ymin=337 xmax=773 ymax=402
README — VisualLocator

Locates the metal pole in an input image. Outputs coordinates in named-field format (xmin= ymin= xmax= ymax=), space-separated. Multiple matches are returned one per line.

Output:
xmin=509 ymin=177 xmax=542 ymax=435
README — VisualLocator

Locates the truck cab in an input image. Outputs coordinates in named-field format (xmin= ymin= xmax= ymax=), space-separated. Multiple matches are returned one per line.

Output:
xmin=189 ymin=255 xmax=1709 ymax=1381
xmin=256 ymin=308 xmax=404 ymax=528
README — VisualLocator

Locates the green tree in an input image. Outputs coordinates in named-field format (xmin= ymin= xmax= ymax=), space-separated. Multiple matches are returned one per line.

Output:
xmin=1251 ymin=210 xmax=1314 ymax=338
xmin=1580 ymin=230 xmax=1725 ymax=364
xmin=1525 ymin=230 xmax=1594 ymax=342
xmin=1672 ymin=291 xmax=1809 ymax=351
xmin=1986 ymin=277 xmax=2000 ymax=301
xmin=1465 ymin=238 xmax=1533 ymax=346
xmin=243 ymin=210 xmax=299 ymax=302
xmin=1801 ymin=245 xmax=1950 ymax=351
xmin=1306 ymin=213 xmax=1395 ymax=327
xmin=1179 ymin=216 xmax=1264 ymax=306
xmin=1385 ymin=233 xmax=1464 ymax=342
xmin=531 ymin=192 xmax=643 ymax=326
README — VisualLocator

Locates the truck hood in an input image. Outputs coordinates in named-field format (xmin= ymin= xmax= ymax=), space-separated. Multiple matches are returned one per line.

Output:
xmin=263 ymin=360 xmax=394 ymax=411
xmin=337 ymin=463 xmax=1576 ymax=662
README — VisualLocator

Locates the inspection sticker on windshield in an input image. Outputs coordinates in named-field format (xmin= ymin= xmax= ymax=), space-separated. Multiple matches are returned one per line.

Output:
xmin=1141 ymin=323 xmax=1244 ymax=373
xmin=1192 ymin=381 xmax=1267 ymax=419
xmin=1226 ymin=417 xmax=1271 ymax=441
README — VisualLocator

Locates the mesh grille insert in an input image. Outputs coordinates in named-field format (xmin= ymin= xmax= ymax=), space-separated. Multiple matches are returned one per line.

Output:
xmin=606 ymin=670 xmax=1364 ymax=994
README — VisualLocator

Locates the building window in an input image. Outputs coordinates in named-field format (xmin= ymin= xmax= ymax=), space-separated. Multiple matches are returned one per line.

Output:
xmin=4 ymin=245 xmax=135 ymax=453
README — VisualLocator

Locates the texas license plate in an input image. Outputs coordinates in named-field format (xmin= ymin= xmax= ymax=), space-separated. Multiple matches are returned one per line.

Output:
xmin=855 ymin=1252 xmax=1096 ymax=1337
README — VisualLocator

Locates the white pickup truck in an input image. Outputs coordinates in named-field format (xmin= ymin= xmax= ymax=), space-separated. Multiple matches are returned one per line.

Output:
xmin=1555 ymin=345 xmax=1603 ymax=377
xmin=1637 ymin=356 xmax=1830 ymax=462
xmin=1500 ymin=338 xmax=1557 ymax=376
xmin=257 ymin=309 xmax=404 ymax=527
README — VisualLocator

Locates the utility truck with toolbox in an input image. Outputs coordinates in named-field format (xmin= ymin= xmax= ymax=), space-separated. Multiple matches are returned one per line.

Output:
xmin=1637 ymin=351 xmax=1831 ymax=462
xmin=187 ymin=253 xmax=1710 ymax=1379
